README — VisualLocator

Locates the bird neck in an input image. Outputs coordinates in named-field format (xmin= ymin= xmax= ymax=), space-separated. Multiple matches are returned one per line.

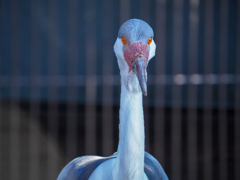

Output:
xmin=112 ymin=77 xmax=145 ymax=180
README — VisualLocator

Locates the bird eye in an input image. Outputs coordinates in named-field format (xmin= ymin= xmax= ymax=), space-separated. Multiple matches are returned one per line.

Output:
xmin=121 ymin=36 xmax=128 ymax=45
xmin=148 ymin=37 xmax=152 ymax=45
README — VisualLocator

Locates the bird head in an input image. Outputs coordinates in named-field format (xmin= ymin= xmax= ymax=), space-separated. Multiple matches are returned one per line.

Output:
xmin=114 ymin=19 xmax=156 ymax=96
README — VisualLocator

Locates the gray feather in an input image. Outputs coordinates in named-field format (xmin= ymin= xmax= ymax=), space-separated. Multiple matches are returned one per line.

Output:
xmin=57 ymin=154 xmax=116 ymax=180
xmin=144 ymin=152 xmax=169 ymax=180
xmin=57 ymin=152 xmax=168 ymax=180
xmin=118 ymin=19 xmax=154 ymax=45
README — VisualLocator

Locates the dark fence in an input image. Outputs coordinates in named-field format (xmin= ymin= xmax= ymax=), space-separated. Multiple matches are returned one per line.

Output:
xmin=0 ymin=0 xmax=239 ymax=179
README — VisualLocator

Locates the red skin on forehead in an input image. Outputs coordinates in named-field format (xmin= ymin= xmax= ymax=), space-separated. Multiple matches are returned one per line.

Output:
xmin=123 ymin=42 xmax=149 ymax=72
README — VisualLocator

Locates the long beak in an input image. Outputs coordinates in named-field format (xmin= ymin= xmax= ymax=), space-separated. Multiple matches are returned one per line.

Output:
xmin=132 ymin=57 xmax=148 ymax=96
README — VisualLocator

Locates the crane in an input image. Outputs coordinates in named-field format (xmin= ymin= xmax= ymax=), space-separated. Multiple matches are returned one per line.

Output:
xmin=57 ymin=19 xmax=168 ymax=180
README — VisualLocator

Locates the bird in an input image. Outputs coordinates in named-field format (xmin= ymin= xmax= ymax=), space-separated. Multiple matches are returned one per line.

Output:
xmin=57 ymin=19 xmax=168 ymax=180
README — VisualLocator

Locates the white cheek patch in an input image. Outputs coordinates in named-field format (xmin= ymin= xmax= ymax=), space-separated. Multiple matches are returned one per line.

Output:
xmin=114 ymin=38 xmax=134 ymax=92
xmin=114 ymin=38 xmax=128 ymax=73
xmin=114 ymin=38 xmax=124 ymax=59
xmin=148 ymin=39 xmax=156 ymax=61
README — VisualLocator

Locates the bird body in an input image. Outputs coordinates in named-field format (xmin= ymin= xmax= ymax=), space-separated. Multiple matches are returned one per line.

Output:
xmin=57 ymin=152 xmax=166 ymax=180
xmin=57 ymin=19 xmax=168 ymax=180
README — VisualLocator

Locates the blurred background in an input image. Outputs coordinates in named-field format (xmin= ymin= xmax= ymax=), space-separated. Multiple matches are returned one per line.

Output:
xmin=0 ymin=0 xmax=239 ymax=179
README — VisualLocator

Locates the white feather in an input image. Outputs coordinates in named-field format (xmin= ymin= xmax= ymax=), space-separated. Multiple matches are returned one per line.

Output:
xmin=148 ymin=39 xmax=156 ymax=61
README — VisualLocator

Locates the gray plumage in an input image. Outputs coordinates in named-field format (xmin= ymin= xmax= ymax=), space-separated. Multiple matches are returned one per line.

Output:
xmin=57 ymin=152 xmax=168 ymax=180
xmin=118 ymin=19 xmax=154 ymax=45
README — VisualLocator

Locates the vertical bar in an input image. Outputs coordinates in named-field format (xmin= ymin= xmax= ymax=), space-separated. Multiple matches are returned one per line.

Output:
xmin=171 ymin=0 xmax=183 ymax=179
xmin=102 ymin=0 xmax=114 ymax=156
xmin=10 ymin=0 xmax=20 ymax=179
xmin=140 ymin=0 xmax=150 ymax=152
xmin=219 ymin=0 xmax=228 ymax=179
xmin=154 ymin=0 xmax=167 ymax=166
xmin=203 ymin=0 xmax=214 ymax=179
xmin=235 ymin=1 xmax=240 ymax=179
xmin=66 ymin=0 xmax=79 ymax=162
xmin=85 ymin=0 xmax=97 ymax=155
xmin=48 ymin=0 xmax=59 ymax=179
xmin=188 ymin=0 xmax=199 ymax=179
xmin=29 ymin=0 xmax=41 ymax=179
xmin=10 ymin=95 xmax=20 ymax=180
xmin=120 ymin=0 xmax=130 ymax=25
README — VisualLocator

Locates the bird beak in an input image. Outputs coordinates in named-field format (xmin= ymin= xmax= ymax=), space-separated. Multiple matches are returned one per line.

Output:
xmin=132 ymin=57 xmax=148 ymax=96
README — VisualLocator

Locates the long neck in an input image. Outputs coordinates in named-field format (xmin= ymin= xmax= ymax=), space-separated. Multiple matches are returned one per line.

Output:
xmin=112 ymin=77 xmax=145 ymax=180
